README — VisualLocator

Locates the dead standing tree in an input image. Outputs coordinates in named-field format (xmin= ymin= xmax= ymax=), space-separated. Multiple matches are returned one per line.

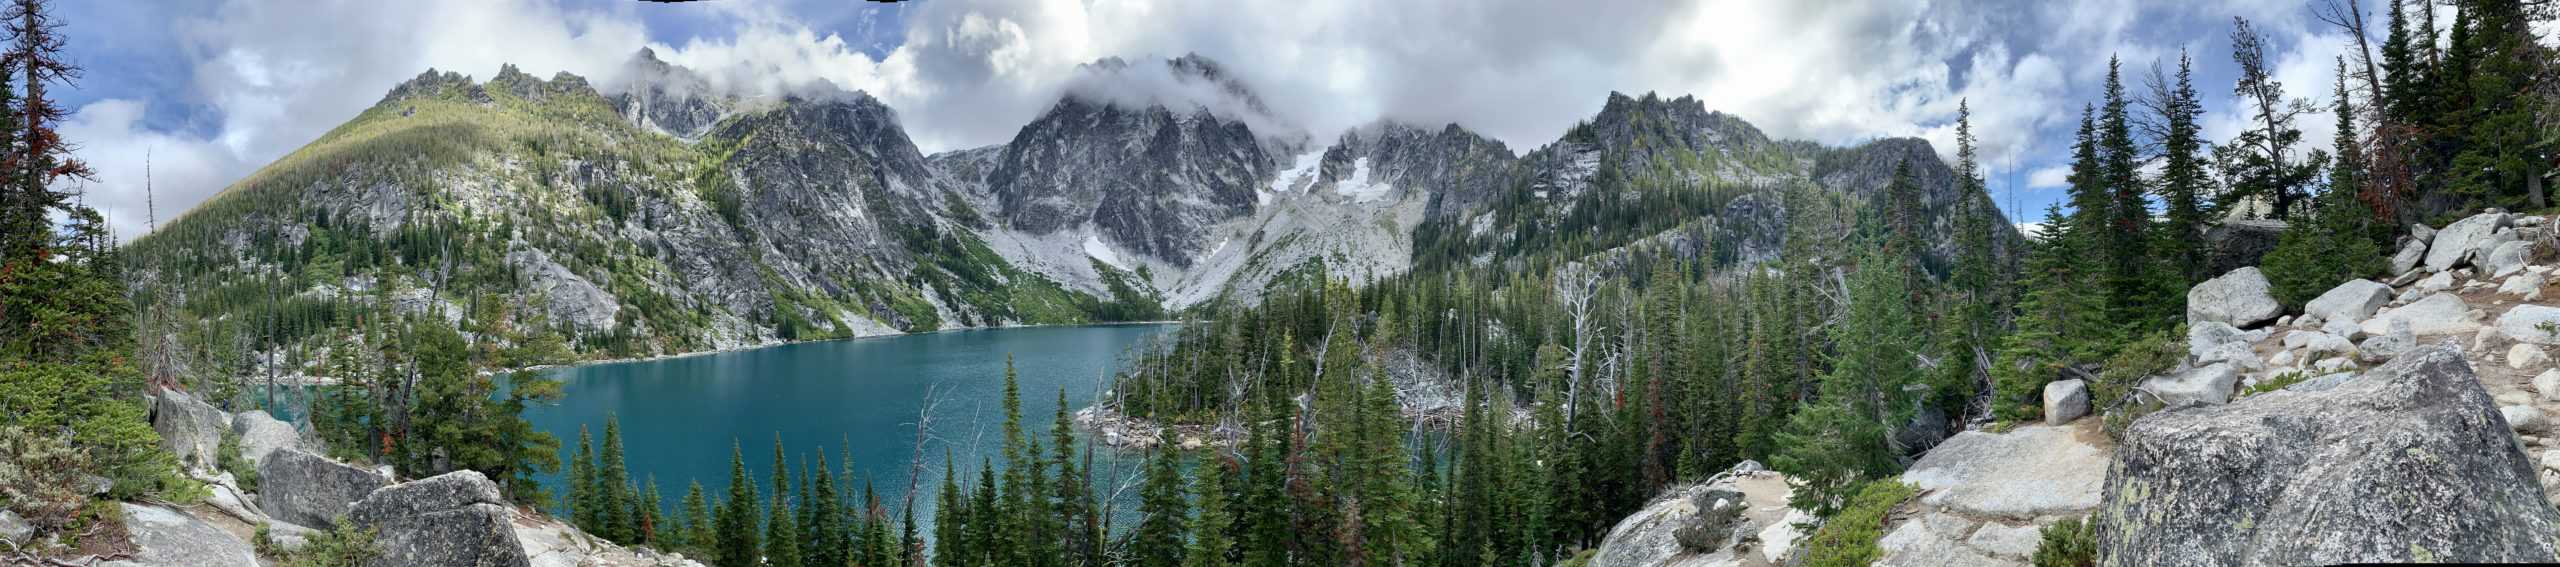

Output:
xmin=1554 ymin=262 xmax=1599 ymax=438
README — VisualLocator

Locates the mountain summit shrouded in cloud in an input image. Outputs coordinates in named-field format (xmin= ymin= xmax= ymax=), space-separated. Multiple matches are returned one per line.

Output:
xmin=66 ymin=0 xmax=2359 ymax=241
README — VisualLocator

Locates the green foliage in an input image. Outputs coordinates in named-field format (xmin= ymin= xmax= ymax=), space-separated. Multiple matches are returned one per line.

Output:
xmin=219 ymin=430 xmax=260 ymax=494
xmin=2031 ymin=516 xmax=2097 ymax=567
xmin=1129 ymin=447 xmax=1190 ymax=567
xmin=261 ymin=519 xmax=384 ymax=567
xmin=2094 ymin=330 xmax=2185 ymax=440
xmin=1796 ymin=480 xmax=1917 ymax=567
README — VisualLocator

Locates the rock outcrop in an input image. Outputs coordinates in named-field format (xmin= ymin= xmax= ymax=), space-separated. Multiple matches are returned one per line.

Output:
xmin=2203 ymin=220 xmax=2285 ymax=276
xmin=230 ymin=410 xmax=301 ymax=465
xmin=102 ymin=504 xmax=259 ymax=567
xmin=149 ymin=389 xmax=229 ymax=470
xmin=2424 ymin=211 xmax=2512 ymax=272
xmin=1882 ymin=423 xmax=2110 ymax=567
xmin=2304 ymin=279 xmax=2392 ymax=325
xmin=350 ymin=470 xmax=532 ymax=567
xmin=1591 ymin=461 xmax=1801 ymax=567
xmin=2360 ymin=292 xmax=2482 ymax=337
xmin=257 ymin=448 xmax=390 ymax=529
xmin=2094 ymin=345 xmax=2560 ymax=565
xmin=2185 ymin=267 xmax=2282 ymax=328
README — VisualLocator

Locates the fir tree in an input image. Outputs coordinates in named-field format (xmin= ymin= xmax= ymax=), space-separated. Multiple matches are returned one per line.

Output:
xmin=570 ymin=425 xmax=600 ymax=531
xmin=679 ymin=480 xmax=712 ymax=558
xmin=807 ymin=449 xmax=845 ymax=567
xmin=2155 ymin=52 xmax=2214 ymax=284
xmin=602 ymin=414 xmax=634 ymax=542
xmin=1184 ymin=455 xmax=1237 ymax=567
xmin=1130 ymin=446 xmax=1191 ymax=567
xmin=1774 ymin=236 xmax=1925 ymax=514
xmin=716 ymin=442 xmax=761 ymax=567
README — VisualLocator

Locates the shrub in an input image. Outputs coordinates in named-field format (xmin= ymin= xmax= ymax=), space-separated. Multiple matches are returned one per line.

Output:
xmin=2031 ymin=516 xmax=2097 ymax=567
xmin=1797 ymin=480 xmax=1918 ymax=567
xmin=218 ymin=431 xmax=260 ymax=494
xmin=2094 ymin=330 xmax=2184 ymax=441
xmin=0 ymin=425 xmax=93 ymax=533
xmin=259 ymin=519 xmax=383 ymax=567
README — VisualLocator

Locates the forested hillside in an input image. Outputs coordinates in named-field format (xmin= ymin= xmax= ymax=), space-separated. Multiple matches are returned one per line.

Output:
xmin=14 ymin=0 xmax=2560 ymax=566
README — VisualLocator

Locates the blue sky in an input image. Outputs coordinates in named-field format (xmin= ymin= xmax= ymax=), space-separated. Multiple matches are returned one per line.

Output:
xmin=59 ymin=0 xmax=2395 ymax=241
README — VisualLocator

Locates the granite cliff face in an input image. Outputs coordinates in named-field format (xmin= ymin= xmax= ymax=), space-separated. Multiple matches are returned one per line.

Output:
xmin=131 ymin=52 xmax=2017 ymax=363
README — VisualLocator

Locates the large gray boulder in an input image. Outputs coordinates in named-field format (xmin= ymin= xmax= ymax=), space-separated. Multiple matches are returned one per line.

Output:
xmin=2424 ymin=211 xmax=2512 ymax=272
xmin=2139 ymin=363 xmax=2240 ymax=406
xmin=2303 ymin=279 xmax=2392 ymax=325
xmin=2044 ymin=379 xmax=2089 ymax=425
xmin=2391 ymin=240 xmax=2426 ymax=275
xmin=2094 ymin=345 xmax=2560 ymax=565
xmin=257 ymin=448 xmax=389 ymax=528
xmin=2204 ymin=219 xmax=2285 ymax=276
xmin=231 ymin=410 xmax=300 ymax=465
xmin=100 ymin=504 xmax=258 ymax=567
xmin=2485 ymin=240 xmax=2538 ymax=278
xmin=2499 ymin=304 xmax=2560 ymax=345
xmin=1591 ymin=462 xmax=1799 ymax=567
xmin=2187 ymin=267 xmax=2283 ymax=328
xmin=2361 ymin=292 xmax=2482 ymax=337
xmin=1900 ymin=425 xmax=2109 ymax=520
xmin=350 ymin=470 xmax=531 ymax=567
xmin=149 ymin=389 xmax=230 ymax=470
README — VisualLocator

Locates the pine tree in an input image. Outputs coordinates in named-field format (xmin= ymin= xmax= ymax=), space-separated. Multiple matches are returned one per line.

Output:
xmin=639 ymin=477 xmax=663 ymax=546
xmin=969 ymin=458 xmax=1002 ymax=566
xmin=2155 ymin=52 xmax=2213 ymax=284
xmin=807 ymin=449 xmax=845 ymax=567
xmin=1184 ymin=455 xmax=1237 ymax=567
xmin=934 ymin=456 xmax=967 ymax=567
xmin=1130 ymin=446 xmax=1191 ymax=567
xmin=766 ymin=436 xmax=801 ymax=567
xmin=2266 ymin=60 xmax=2388 ymax=307
xmin=1774 ymin=236 xmax=1924 ymax=514
xmin=602 ymin=414 xmax=635 ymax=542
xmin=680 ymin=480 xmax=713 ymax=558
xmin=717 ymin=442 xmax=761 ymax=567
xmin=2446 ymin=0 xmax=2546 ymax=208
xmin=2223 ymin=18 xmax=2323 ymax=221
xmin=570 ymin=425 xmax=600 ymax=532
xmin=2098 ymin=57 xmax=2164 ymax=331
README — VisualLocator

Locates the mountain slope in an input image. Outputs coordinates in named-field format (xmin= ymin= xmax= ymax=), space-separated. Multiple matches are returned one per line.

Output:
xmin=128 ymin=52 xmax=2017 ymax=370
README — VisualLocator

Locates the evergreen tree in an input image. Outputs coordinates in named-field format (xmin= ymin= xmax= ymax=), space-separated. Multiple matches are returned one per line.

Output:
xmin=679 ymin=480 xmax=712 ymax=558
xmin=2266 ymin=61 xmax=2389 ymax=307
xmin=807 ymin=449 xmax=845 ymax=567
xmin=934 ymin=456 xmax=967 ymax=567
xmin=1130 ymin=446 xmax=1191 ymax=567
xmin=716 ymin=442 xmax=761 ymax=567
xmin=1774 ymin=237 xmax=1925 ymax=514
xmin=766 ymin=436 xmax=801 ymax=567
xmin=639 ymin=477 xmax=664 ymax=546
xmin=2098 ymin=57 xmax=2165 ymax=331
xmin=602 ymin=414 xmax=635 ymax=542
xmin=2155 ymin=52 xmax=2214 ymax=284
xmin=2221 ymin=18 xmax=2324 ymax=220
xmin=570 ymin=425 xmax=600 ymax=531
xmin=2446 ymin=0 xmax=2547 ymax=208
xmin=1185 ymin=455 xmax=1237 ymax=567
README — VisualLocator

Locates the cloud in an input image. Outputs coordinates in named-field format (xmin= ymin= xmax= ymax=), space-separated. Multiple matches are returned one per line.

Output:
xmin=67 ymin=0 xmax=2376 ymax=242
xmin=2027 ymin=165 xmax=2074 ymax=190
xmin=71 ymin=0 xmax=648 ymax=240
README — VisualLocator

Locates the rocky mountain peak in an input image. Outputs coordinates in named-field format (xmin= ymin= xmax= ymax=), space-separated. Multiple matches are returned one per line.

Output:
xmin=377 ymin=68 xmax=487 ymax=106
xmin=607 ymin=47 xmax=733 ymax=140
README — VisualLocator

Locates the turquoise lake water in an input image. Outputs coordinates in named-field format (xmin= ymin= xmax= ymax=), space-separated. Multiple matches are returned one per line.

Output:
xmin=521 ymin=324 xmax=1177 ymax=524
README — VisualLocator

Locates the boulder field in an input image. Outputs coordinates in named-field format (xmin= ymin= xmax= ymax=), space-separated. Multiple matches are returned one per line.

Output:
xmin=111 ymin=391 xmax=704 ymax=567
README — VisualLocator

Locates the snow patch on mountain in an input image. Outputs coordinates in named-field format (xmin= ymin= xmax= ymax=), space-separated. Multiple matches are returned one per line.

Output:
xmin=1333 ymin=158 xmax=1393 ymax=203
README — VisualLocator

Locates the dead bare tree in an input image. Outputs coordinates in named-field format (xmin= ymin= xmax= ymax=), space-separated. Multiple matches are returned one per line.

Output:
xmin=2314 ymin=0 xmax=2388 ymax=110
xmin=1553 ymin=262 xmax=1600 ymax=436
